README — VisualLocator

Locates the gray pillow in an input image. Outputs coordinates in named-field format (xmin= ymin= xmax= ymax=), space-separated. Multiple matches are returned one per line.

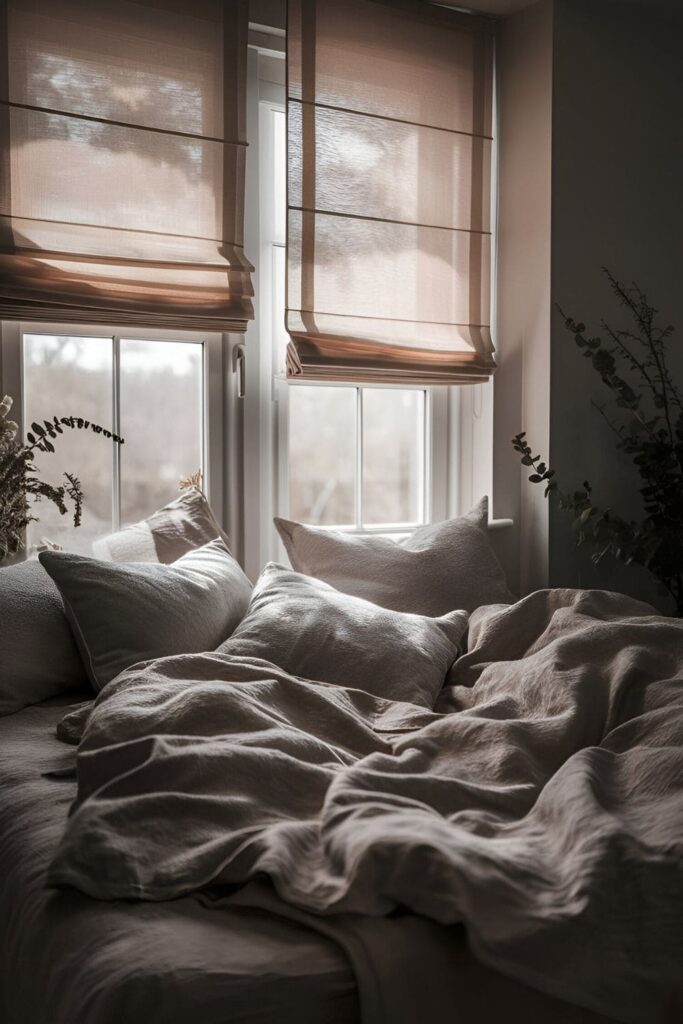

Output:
xmin=40 ymin=540 xmax=252 ymax=691
xmin=275 ymin=497 xmax=514 ymax=616
xmin=219 ymin=563 xmax=468 ymax=708
xmin=0 ymin=559 xmax=87 ymax=716
xmin=92 ymin=487 xmax=230 ymax=564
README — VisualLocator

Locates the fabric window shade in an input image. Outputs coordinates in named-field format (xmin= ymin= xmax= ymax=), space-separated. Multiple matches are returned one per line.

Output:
xmin=286 ymin=0 xmax=495 ymax=385
xmin=0 ymin=0 xmax=253 ymax=331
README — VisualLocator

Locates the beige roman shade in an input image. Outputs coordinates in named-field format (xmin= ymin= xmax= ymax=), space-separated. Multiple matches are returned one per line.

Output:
xmin=286 ymin=0 xmax=495 ymax=385
xmin=0 ymin=0 xmax=253 ymax=331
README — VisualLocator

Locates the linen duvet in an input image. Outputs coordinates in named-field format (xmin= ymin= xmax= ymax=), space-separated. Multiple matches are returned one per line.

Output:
xmin=47 ymin=588 xmax=683 ymax=1024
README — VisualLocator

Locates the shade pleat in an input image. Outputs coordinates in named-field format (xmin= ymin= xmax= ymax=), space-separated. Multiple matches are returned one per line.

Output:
xmin=0 ymin=0 xmax=253 ymax=331
xmin=286 ymin=0 xmax=495 ymax=385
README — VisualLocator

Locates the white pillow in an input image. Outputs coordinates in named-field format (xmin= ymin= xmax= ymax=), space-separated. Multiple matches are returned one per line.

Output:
xmin=275 ymin=497 xmax=514 ymax=616
xmin=40 ymin=540 xmax=252 ymax=691
xmin=0 ymin=560 xmax=86 ymax=716
xmin=92 ymin=487 xmax=230 ymax=564
xmin=219 ymin=563 xmax=468 ymax=708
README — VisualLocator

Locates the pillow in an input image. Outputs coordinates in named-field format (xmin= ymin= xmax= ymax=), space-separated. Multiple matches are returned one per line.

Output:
xmin=0 ymin=560 xmax=87 ymax=716
xmin=219 ymin=563 xmax=468 ymax=708
xmin=275 ymin=497 xmax=514 ymax=616
xmin=40 ymin=540 xmax=252 ymax=691
xmin=92 ymin=487 xmax=230 ymax=564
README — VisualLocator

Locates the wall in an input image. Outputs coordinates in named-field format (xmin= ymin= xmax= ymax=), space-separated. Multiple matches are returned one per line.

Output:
xmin=549 ymin=0 xmax=683 ymax=609
xmin=494 ymin=0 xmax=553 ymax=595
xmin=495 ymin=0 xmax=683 ymax=610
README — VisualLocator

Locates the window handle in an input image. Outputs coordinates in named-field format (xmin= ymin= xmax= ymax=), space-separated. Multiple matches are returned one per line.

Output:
xmin=232 ymin=343 xmax=246 ymax=398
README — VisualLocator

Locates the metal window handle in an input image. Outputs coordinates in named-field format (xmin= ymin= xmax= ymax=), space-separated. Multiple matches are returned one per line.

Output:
xmin=232 ymin=343 xmax=246 ymax=398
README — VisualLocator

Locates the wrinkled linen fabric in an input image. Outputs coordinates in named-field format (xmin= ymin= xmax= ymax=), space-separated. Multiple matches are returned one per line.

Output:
xmin=0 ymin=560 xmax=86 ymax=715
xmin=92 ymin=487 xmax=232 ymax=563
xmin=48 ymin=589 xmax=683 ymax=1024
xmin=40 ymin=540 xmax=252 ymax=690
xmin=275 ymin=496 xmax=515 ymax=615
xmin=219 ymin=562 xmax=468 ymax=707
xmin=1 ymin=703 xmax=610 ymax=1024
xmin=0 ymin=699 xmax=358 ymax=1024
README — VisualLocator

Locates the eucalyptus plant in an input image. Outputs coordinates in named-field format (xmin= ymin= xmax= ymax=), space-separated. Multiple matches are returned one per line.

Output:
xmin=0 ymin=395 xmax=123 ymax=562
xmin=512 ymin=270 xmax=683 ymax=615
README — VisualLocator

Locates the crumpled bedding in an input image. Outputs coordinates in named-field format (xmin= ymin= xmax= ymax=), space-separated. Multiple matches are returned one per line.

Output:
xmin=0 ymin=697 xmax=360 ymax=1024
xmin=48 ymin=588 xmax=683 ymax=1024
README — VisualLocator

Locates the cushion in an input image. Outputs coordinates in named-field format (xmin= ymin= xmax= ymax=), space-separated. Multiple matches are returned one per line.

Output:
xmin=92 ymin=487 xmax=230 ymax=564
xmin=219 ymin=563 xmax=468 ymax=708
xmin=40 ymin=540 xmax=252 ymax=691
xmin=275 ymin=497 xmax=514 ymax=616
xmin=0 ymin=559 xmax=86 ymax=716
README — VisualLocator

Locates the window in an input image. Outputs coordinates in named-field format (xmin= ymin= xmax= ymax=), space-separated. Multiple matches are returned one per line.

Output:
xmin=288 ymin=385 xmax=426 ymax=531
xmin=256 ymin=84 xmax=446 ymax=566
xmin=2 ymin=324 xmax=222 ymax=556
xmin=237 ymin=32 xmax=498 ymax=579
xmin=0 ymin=37 xmax=496 ymax=575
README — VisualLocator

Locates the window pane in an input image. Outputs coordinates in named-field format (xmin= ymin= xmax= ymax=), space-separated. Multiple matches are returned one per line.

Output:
xmin=289 ymin=385 xmax=356 ymax=526
xmin=120 ymin=339 xmax=203 ymax=525
xmin=23 ymin=334 xmax=113 ymax=554
xmin=362 ymin=389 xmax=424 ymax=527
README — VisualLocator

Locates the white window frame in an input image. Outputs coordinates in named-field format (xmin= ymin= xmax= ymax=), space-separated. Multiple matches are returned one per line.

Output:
xmin=276 ymin=378 xmax=447 ymax=535
xmin=247 ymin=63 xmax=453 ymax=574
xmin=0 ymin=320 xmax=226 ymax=542
xmin=0 ymin=35 xmax=505 ymax=576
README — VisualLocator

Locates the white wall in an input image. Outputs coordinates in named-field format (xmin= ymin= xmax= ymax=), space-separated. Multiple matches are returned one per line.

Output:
xmin=494 ymin=0 xmax=553 ymax=595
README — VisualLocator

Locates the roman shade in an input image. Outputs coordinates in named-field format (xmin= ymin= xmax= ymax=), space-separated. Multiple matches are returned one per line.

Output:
xmin=286 ymin=0 xmax=495 ymax=385
xmin=0 ymin=0 xmax=253 ymax=331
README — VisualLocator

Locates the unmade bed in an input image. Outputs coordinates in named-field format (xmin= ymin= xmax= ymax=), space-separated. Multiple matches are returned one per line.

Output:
xmin=0 ymin=697 xmax=360 ymax=1024
xmin=1 ymin=508 xmax=680 ymax=1024
xmin=1 ymin=695 xmax=626 ymax=1024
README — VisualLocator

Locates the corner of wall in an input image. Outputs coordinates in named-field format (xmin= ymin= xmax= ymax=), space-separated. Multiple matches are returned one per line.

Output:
xmin=493 ymin=0 xmax=553 ymax=596
xmin=548 ymin=0 xmax=683 ymax=611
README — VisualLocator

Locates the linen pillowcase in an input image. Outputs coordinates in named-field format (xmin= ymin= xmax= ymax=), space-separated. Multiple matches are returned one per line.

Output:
xmin=92 ymin=487 xmax=230 ymax=563
xmin=275 ymin=497 xmax=514 ymax=616
xmin=0 ymin=559 xmax=87 ymax=716
xmin=219 ymin=563 xmax=468 ymax=708
xmin=40 ymin=540 xmax=252 ymax=692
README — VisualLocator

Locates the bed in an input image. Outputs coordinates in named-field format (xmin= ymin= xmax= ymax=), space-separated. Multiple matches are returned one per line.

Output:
xmin=0 ymin=696 xmax=359 ymax=1024
xmin=0 ymin=694 xmax=620 ymax=1024
xmin=1 ymin=502 xmax=680 ymax=1024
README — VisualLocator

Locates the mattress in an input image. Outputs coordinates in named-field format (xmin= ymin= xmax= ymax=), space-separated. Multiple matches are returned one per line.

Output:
xmin=0 ymin=696 xmax=359 ymax=1024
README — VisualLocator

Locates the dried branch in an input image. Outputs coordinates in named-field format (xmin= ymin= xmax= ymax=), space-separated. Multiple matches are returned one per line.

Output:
xmin=513 ymin=271 xmax=683 ymax=615
xmin=0 ymin=395 xmax=123 ymax=561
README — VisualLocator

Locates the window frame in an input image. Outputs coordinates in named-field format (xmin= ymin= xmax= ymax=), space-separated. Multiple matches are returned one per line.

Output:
xmin=276 ymin=378 xmax=448 ymax=535
xmin=251 ymin=72 xmax=451 ymax=571
xmin=0 ymin=320 xmax=225 ymax=544
xmin=0 ymin=41 xmax=503 ymax=576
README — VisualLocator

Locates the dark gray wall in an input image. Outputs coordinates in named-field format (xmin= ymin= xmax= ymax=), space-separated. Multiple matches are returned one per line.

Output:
xmin=548 ymin=0 xmax=683 ymax=609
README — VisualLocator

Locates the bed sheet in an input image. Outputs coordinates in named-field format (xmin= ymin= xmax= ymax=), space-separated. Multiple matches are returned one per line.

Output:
xmin=1 ymin=691 xmax=621 ymax=1024
xmin=0 ymin=696 xmax=359 ymax=1024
